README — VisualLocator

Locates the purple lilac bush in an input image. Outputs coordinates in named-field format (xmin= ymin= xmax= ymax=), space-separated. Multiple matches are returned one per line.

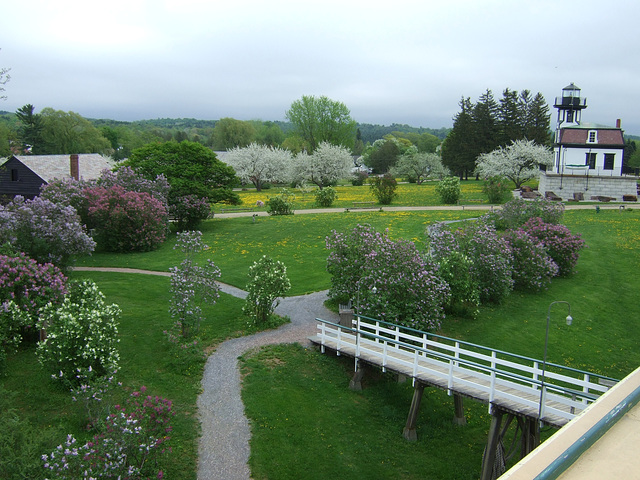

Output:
xmin=0 ymin=196 xmax=95 ymax=268
xmin=169 ymin=194 xmax=211 ymax=231
xmin=457 ymin=221 xmax=514 ymax=304
xmin=504 ymin=229 xmax=559 ymax=291
xmin=521 ymin=217 xmax=586 ymax=276
xmin=86 ymin=185 xmax=168 ymax=252
xmin=327 ymin=224 xmax=449 ymax=331
xmin=98 ymin=166 xmax=170 ymax=209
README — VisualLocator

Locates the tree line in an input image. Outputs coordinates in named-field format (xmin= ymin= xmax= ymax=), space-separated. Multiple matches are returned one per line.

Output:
xmin=0 ymin=95 xmax=448 ymax=161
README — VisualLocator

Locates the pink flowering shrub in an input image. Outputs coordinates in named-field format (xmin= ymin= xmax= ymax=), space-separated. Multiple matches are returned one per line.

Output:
xmin=504 ymin=229 xmax=559 ymax=291
xmin=0 ymin=196 xmax=95 ymax=268
xmin=85 ymin=185 xmax=168 ymax=252
xmin=98 ymin=167 xmax=170 ymax=209
xmin=521 ymin=217 xmax=586 ymax=276
xmin=327 ymin=224 xmax=449 ymax=331
xmin=39 ymin=176 xmax=91 ymax=220
xmin=42 ymin=386 xmax=173 ymax=480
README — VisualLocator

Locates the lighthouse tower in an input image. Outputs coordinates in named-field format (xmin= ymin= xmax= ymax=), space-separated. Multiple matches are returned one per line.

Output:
xmin=553 ymin=83 xmax=587 ymax=127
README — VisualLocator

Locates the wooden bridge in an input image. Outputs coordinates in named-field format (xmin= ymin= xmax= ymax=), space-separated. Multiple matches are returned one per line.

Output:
xmin=309 ymin=315 xmax=618 ymax=480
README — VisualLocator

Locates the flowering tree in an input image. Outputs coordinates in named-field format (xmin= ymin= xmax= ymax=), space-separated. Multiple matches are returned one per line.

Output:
xmin=476 ymin=139 xmax=554 ymax=189
xmin=391 ymin=147 xmax=448 ymax=184
xmin=36 ymin=280 xmax=121 ymax=385
xmin=436 ymin=176 xmax=461 ymax=204
xmin=0 ymin=196 xmax=95 ymax=268
xmin=291 ymin=142 xmax=353 ymax=189
xmin=243 ymin=255 xmax=291 ymax=324
xmin=85 ymin=185 xmax=168 ymax=252
xmin=224 ymin=142 xmax=292 ymax=191
xmin=169 ymin=231 xmax=221 ymax=337
xmin=326 ymin=224 xmax=450 ymax=331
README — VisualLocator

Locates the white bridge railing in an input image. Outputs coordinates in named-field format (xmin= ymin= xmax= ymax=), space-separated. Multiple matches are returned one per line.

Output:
xmin=312 ymin=315 xmax=617 ymax=426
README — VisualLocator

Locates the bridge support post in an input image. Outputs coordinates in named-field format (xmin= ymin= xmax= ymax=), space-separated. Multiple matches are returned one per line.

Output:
xmin=453 ymin=394 xmax=466 ymax=426
xmin=521 ymin=417 xmax=540 ymax=457
xmin=349 ymin=363 xmax=365 ymax=391
xmin=480 ymin=409 xmax=504 ymax=480
xmin=402 ymin=382 xmax=425 ymax=442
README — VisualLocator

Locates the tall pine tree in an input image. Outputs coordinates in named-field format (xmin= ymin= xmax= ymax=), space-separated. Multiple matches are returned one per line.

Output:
xmin=441 ymin=97 xmax=477 ymax=179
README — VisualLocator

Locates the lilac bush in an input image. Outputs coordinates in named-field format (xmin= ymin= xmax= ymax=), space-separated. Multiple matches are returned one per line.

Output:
xmin=456 ymin=221 xmax=514 ymax=304
xmin=0 ymin=196 xmax=95 ymax=268
xmin=425 ymin=223 xmax=480 ymax=318
xmin=98 ymin=166 xmax=170 ymax=209
xmin=327 ymin=224 xmax=449 ymax=331
xmin=42 ymin=386 xmax=173 ymax=480
xmin=486 ymin=197 xmax=564 ymax=230
xmin=39 ymin=176 xmax=92 ymax=221
xmin=521 ymin=217 xmax=586 ymax=276
xmin=169 ymin=194 xmax=211 ymax=231
xmin=169 ymin=231 xmax=221 ymax=338
xmin=504 ymin=229 xmax=559 ymax=291
xmin=85 ymin=185 xmax=168 ymax=252
xmin=36 ymin=280 xmax=121 ymax=385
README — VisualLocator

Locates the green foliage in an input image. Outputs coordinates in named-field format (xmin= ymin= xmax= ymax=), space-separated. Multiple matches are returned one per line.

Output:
xmin=243 ymin=255 xmax=291 ymax=324
xmin=212 ymin=117 xmax=256 ymax=150
xmin=351 ymin=170 xmax=368 ymax=186
xmin=482 ymin=176 xmax=512 ymax=203
xmin=435 ymin=176 xmax=461 ymax=204
xmin=124 ymin=140 xmax=240 ymax=203
xmin=369 ymin=173 xmax=398 ymax=205
xmin=266 ymin=188 xmax=295 ymax=215
xmin=285 ymin=95 xmax=356 ymax=152
xmin=486 ymin=197 xmax=564 ymax=230
xmin=36 ymin=280 xmax=121 ymax=385
xmin=314 ymin=186 xmax=338 ymax=207
xmin=169 ymin=194 xmax=211 ymax=231
xmin=39 ymin=108 xmax=111 ymax=154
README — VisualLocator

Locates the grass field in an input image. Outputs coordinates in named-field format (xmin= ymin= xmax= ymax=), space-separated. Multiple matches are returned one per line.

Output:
xmin=2 ymin=203 xmax=639 ymax=479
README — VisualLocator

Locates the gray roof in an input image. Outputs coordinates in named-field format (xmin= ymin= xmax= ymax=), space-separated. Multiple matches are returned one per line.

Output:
xmin=5 ymin=154 xmax=115 ymax=182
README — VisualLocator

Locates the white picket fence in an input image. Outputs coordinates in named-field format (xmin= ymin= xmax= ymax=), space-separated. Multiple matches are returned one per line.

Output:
xmin=310 ymin=315 xmax=617 ymax=426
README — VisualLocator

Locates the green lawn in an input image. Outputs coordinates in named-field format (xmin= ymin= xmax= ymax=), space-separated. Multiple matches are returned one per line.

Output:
xmin=2 ymin=207 xmax=639 ymax=479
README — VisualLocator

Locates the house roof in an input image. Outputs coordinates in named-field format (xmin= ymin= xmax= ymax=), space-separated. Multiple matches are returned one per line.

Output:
xmin=559 ymin=127 xmax=624 ymax=146
xmin=1 ymin=154 xmax=115 ymax=183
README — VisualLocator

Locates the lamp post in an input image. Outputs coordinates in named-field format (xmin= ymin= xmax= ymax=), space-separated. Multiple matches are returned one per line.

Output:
xmin=538 ymin=301 xmax=573 ymax=426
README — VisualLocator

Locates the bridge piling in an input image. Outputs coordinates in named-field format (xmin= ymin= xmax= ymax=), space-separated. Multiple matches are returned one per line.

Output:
xmin=453 ymin=394 xmax=466 ymax=425
xmin=403 ymin=382 xmax=425 ymax=442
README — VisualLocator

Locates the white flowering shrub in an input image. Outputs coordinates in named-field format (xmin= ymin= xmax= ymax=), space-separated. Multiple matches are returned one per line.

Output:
xmin=243 ymin=255 xmax=291 ymax=323
xmin=36 ymin=280 xmax=121 ymax=385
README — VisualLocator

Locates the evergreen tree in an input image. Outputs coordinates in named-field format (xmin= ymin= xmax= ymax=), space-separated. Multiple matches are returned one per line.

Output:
xmin=472 ymin=89 xmax=500 ymax=156
xmin=15 ymin=104 xmax=44 ymax=153
xmin=441 ymin=97 xmax=476 ymax=179
xmin=524 ymin=92 xmax=551 ymax=145
xmin=498 ymin=88 xmax=521 ymax=145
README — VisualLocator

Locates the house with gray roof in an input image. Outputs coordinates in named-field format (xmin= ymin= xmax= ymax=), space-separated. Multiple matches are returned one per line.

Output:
xmin=0 ymin=153 xmax=115 ymax=201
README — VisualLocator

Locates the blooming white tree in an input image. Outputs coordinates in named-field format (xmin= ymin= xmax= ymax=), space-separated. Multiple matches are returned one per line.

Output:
xmin=224 ymin=143 xmax=292 ymax=191
xmin=391 ymin=146 xmax=448 ymax=184
xmin=291 ymin=142 xmax=353 ymax=189
xmin=475 ymin=139 xmax=554 ymax=189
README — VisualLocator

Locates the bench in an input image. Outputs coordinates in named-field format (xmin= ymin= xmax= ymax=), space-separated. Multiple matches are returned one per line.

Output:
xmin=345 ymin=201 xmax=378 ymax=212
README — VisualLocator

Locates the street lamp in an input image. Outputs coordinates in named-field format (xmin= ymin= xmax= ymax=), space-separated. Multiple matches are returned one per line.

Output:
xmin=538 ymin=301 xmax=573 ymax=426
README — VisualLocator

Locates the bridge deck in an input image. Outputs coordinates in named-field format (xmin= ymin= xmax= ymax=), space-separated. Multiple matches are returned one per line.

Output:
xmin=309 ymin=316 xmax=617 ymax=428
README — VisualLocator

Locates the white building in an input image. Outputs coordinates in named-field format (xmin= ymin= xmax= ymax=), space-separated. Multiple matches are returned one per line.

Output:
xmin=538 ymin=83 xmax=638 ymax=201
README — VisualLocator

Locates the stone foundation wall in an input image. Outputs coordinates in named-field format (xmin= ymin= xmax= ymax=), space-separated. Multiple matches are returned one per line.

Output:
xmin=538 ymin=173 xmax=638 ymax=201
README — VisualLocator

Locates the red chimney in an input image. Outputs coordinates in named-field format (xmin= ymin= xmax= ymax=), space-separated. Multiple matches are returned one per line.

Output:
xmin=70 ymin=154 xmax=79 ymax=180
xmin=616 ymin=119 xmax=621 ymax=128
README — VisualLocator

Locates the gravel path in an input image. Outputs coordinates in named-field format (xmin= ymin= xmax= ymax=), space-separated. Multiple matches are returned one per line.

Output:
xmin=197 ymin=289 xmax=339 ymax=480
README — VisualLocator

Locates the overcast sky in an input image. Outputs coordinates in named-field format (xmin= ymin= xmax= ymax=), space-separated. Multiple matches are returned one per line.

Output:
xmin=2 ymin=0 xmax=640 ymax=134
